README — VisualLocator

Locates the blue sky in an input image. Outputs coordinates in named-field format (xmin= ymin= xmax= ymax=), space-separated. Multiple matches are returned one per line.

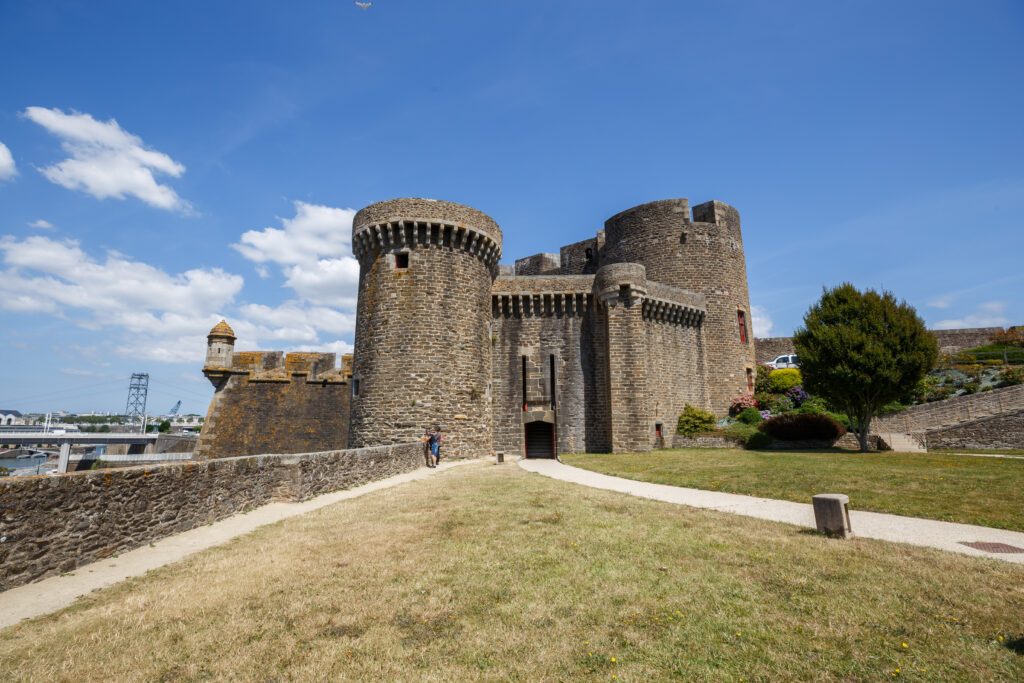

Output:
xmin=1 ymin=0 xmax=1022 ymax=415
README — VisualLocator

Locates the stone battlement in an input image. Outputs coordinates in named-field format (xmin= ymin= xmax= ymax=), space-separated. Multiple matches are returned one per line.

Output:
xmin=208 ymin=350 xmax=352 ymax=384
xmin=351 ymin=198 xmax=502 ymax=267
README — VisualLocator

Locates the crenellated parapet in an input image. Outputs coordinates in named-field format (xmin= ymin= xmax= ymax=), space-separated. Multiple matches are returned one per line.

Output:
xmin=204 ymin=348 xmax=351 ymax=386
xmin=491 ymin=274 xmax=595 ymax=317
xmin=351 ymin=198 xmax=502 ymax=267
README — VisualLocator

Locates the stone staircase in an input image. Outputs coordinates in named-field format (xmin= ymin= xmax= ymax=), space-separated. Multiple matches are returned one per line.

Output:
xmin=875 ymin=432 xmax=926 ymax=453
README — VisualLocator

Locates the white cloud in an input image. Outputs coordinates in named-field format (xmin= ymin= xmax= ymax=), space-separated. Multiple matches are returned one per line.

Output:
xmin=933 ymin=301 xmax=1009 ymax=330
xmin=22 ymin=107 xmax=190 ymax=212
xmin=233 ymin=201 xmax=360 ymax=305
xmin=0 ymin=142 xmax=16 ymax=180
xmin=28 ymin=219 xmax=55 ymax=230
xmin=0 ymin=236 xmax=242 ymax=362
xmin=233 ymin=201 xmax=355 ymax=265
xmin=750 ymin=305 xmax=774 ymax=337
xmin=927 ymin=295 xmax=952 ymax=309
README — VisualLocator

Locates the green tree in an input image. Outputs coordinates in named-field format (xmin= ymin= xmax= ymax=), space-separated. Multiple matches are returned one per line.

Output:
xmin=157 ymin=419 xmax=172 ymax=433
xmin=793 ymin=283 xmax=937 ymax=451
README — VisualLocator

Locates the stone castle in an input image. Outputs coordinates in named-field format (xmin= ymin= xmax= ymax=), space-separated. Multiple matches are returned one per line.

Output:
xmin=197 ymin=197 xmax=756 ymax=459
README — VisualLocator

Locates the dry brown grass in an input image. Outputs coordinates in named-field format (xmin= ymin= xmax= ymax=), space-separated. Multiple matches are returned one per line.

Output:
xmin=1 ymin=463 xmax=1023 ymax=681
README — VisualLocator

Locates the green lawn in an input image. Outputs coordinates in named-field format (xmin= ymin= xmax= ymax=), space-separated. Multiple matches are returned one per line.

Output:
xmin=1 ymin=463 xmax=1022 ymax=681
xmin=562 ymin=449 xmax=1024 ymax=531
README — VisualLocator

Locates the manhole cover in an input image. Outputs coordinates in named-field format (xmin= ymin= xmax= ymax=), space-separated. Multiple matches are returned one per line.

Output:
xmin=960 ymin=541 xmax=1024 ymax=554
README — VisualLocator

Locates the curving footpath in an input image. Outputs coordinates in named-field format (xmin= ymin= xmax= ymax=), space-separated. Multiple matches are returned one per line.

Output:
xmin=519 ymin=458 xmax=1024 ymax=565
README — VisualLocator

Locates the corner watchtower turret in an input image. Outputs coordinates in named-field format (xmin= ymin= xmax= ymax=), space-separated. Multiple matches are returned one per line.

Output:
xmin=348 ymin=198 xmax=502 ymax=458
xmin=203 ymin=319 xmax=236 ymax=383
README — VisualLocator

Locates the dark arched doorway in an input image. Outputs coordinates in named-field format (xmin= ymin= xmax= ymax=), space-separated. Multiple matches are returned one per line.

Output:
xmin=524 ymin=420 xmax=555 ymax=458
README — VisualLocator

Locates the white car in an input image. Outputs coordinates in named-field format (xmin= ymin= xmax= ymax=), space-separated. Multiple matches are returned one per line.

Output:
xmin=767 ymin=354 xmax=800 ymax=369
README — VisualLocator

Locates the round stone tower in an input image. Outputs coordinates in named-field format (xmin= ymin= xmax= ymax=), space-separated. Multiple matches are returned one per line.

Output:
xmin=348 ymin=198 xmax=502 ymax=458
xmin=602 ymin=198 xmax=756 ymax=415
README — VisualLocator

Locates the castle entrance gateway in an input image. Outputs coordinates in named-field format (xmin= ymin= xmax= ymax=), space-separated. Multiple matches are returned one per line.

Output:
xmin=524 ymin=421 xmax=555 ymax=458
xmin=522 ymin=411 xmax=556 ymax=458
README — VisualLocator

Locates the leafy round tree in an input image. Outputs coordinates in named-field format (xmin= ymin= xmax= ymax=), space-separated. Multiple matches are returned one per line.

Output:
xmin=793 ymin=283 xmax=937 ymax=451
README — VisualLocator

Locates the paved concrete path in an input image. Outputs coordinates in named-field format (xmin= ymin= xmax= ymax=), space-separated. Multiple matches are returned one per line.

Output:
xmin=519 ymin=458 xmax=1024 ymax=565
xmin=0 ymin=460 xmax=473 ymax=630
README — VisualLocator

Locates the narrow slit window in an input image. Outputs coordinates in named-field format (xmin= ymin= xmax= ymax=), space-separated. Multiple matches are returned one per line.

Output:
xmin=521 ymin=356 xmax=528 ymax=410
xmin=746 ymin=368 xmax=754 ymax=392
xmin=737 ymin=310 xmax=748 ymax=344
xmin=352 ymin=378 xmax=360 ymax=396
xmin=549 ymin=354 xmax=556 ymax=408
xmin=394 ymin=252 xmax=409 ymax=269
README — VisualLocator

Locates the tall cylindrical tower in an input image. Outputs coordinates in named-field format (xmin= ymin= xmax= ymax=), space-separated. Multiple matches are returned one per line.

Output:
xmin=348 ymin=198 xmax=502 ymax=458
xmin=603 ymin=198 xmax=755 ymax=415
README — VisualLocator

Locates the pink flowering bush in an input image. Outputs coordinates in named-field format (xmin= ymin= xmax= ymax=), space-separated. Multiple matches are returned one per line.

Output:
xmin=729 ymin=393 xmax=759 ymax=415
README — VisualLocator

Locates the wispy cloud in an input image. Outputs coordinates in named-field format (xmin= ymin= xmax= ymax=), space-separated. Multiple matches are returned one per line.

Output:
xmin=27 ymin=219 xmax=54 ymax=230
xmin=0 ymin=141 xmax=16 ymax=181
xmin=933 ymin=301 xmax=1009 ymax=330
xmin=22 ymin=107 xmax=191 ymax=212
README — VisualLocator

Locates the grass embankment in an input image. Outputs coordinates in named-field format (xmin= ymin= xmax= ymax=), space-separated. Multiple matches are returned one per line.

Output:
xmin=2 ymin=464 xmax=1023 ymax=681
xmin=563 ymin=449 xmax=1024 ymax=531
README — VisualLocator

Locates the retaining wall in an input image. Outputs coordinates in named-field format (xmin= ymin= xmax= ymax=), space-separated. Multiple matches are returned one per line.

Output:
xmin=0 ymin=443 xmax=424 ymax=591
xmin=873 ymin=384 xmax=1024 ymax=435
xmin=925 ymin=409 xmax=1024 ymax=451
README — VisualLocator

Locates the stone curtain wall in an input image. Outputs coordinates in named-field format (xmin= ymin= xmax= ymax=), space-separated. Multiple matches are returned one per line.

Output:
xmin=195 ymin=374 xmax=350 ymax=459
xmin=349 ymin=199 xmax=499 ymax=459
xmin=873 ymin=384 xmax=1024 ymax=435
xmin=0 ymin=443 xmax=424 ymax=591
xmin=755 ymin=327 xmax=1015 ymax=363
xmin=754 ymin=337 xmax=796 ymax=364
xmin=925 ymin=409 xmax=1024 ymax=451
xmin=932 ymin=327 xmax=1006 ymax=354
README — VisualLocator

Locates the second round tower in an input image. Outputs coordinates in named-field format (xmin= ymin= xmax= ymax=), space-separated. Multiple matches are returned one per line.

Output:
xmin=348 ymin=198 xmax=501 ymax=458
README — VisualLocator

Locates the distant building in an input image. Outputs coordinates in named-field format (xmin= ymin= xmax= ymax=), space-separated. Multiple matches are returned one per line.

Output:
xmin=0 ymin=410 xmax=25 ymax=426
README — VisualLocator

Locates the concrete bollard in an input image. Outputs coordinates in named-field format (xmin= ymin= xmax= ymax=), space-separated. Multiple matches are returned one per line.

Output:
xmin=812 ymin=493 xmax=853 ymax=538
xmin=496 ymin=452 xmax=505 ymax=464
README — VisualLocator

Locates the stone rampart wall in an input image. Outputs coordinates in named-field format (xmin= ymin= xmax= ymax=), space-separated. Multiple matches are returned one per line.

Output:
xmin=755 ymin=327 xmax=1014 ymax=363
xmin=754 ymin=337 xmax=795 ymax=364
xmin=0 ymin=443 xmax=423 ymax=591
xmin=873 ymin=384 xmax=1024 ymax=435
xmin=924 ymin=410 xmax=1024 ymax=451
xmin=195 ymin=374 xmax=350 ymax=459
xmin=514 ymin=253 xmax=561 ymax=276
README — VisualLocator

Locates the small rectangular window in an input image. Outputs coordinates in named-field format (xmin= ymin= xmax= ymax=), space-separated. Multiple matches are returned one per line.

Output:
xmin=549 ymin=354 xmax=556 ymax=408
xmin=394 ymin=253 xmax=409 ymax=269
xmin=737 ymin=310 xmax=748 ymax=344
xmin=746 ymin=368 xmax=754 ymax=392
xmin=655 ymin=423 xmax=663 ymax=438
xmin=352 ymin=378 xmax=360 ymax=396
xmin=521 ymin=356 xmax=528 ymax=410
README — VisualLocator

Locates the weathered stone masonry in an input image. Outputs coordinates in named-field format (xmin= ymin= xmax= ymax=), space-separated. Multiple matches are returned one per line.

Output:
xmin=0 ymin=443 xmax=424 ymax=591
xmin=200 ymin=195 xmax=757 ymax=460
xmin=196 ymin=320 xmax=351 ymax=460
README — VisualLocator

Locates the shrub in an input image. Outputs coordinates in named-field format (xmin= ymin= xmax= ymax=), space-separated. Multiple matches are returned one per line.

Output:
xmin=765 ymin=394 xmax=795 ymax=415
xmin=760 ymin=413 xmax=847 ymax=441
xmin=729 ymin=393 xmax=758 ymax=415
xmin=785 ymin=385 xmax=809 ymax=406
xmin=768 ymin=368 xmax=803 ymax=393
xmin=745 ymin=430 xmax=774 ymax=450
xmin=796 ymin=396 xmax=829 ymax=414
xmin=737 ymin=407 xmax=763 ymax=425
xmin=997 ymin=366 xmax=1024 ymax=388
xmin=723 ymin=422 xmax=757 ymax=447
xmin=754 ymin=364 xmax=774 ymax=394
xmin=990 ymin=327 xmax=1024 ymax=347
xmin=677 ymin=405 xmax=717 ymax=436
